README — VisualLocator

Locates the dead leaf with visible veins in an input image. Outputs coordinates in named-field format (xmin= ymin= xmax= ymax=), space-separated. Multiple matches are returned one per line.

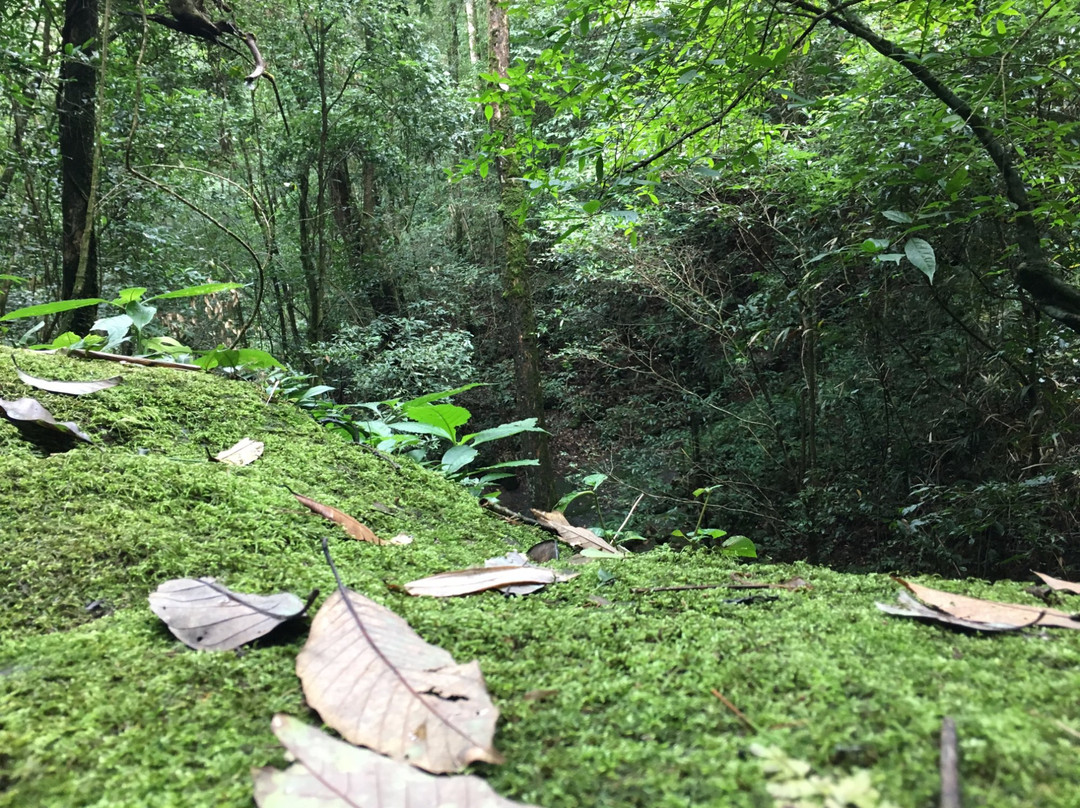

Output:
xmin=0 ymin=396 xmax=93 ymax=446
xmin=253 ymin=714 xmax=538 ymax=808
xmin=12 ymin=356 xmax=122 ymax=395
xmin=295 ymin=588 xmax=503 ymax=773
xmin=1033 ymin=572 xmax=1080 ymax=595
xmin=878 ymin=577 xmax=1080 ymax=631
xmin=149 ymin=578 xmax=311 ymax=650
xmin=530 ymin=509 xmax=621 ymax=554
xmin=405 ymin=558 xmax=578 ymax=598
xmin=291 ymin=491 xmax=386 ymax=545
xmin=214 ymin=438 xmax=265 ymax=466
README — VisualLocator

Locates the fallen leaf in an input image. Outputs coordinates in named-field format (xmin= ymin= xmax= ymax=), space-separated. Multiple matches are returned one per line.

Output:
xmin=1033 ymin=571 xmax=1080 ymax=595
xmin=253 ymin=714 xmax=537 ymax=808
xmin=292 ymin=491 xmax=386 ymax=545
xmin=876 ymin=592 xmax=1023 ymax=632
xmin=0 ymin=396 xmax=93 ymax=445
xmin=214 ymin=438 xmax=265 ymax=466
xmin=389 ymin=533 xmax=414 ymax=545
xmin=522 ymin=689 xmax=559 ymax=702
xmin=530 ymin=509 xmax=621 ymax=554
xmin=405 ymin=564 xmax=578 ymax=598
xmin=295 ymin=588 xmax=503 ymax=773
xmin=526 ymin=539 xmax=559 ymax=563
xmin=12 ymin=356 xmax=122 ymax=395
xmin=886 ymin=578 xmax=1080 ymax=631
xmin=149 ymin=578 xmax=309 ymax=650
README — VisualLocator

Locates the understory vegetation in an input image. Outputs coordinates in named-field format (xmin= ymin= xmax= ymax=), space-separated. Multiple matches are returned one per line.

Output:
xmin=2 ymin=4 xmax=1079 ymax=575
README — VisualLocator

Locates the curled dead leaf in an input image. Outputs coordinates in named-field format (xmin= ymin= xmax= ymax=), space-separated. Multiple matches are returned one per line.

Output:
xmin=529 ymin=509 xmax=621 ymax=554
xmin=12 ymin=356 xmax=122 ymax=395
xmin=253 ymin=714 xmax=537 ymax=808
xmin=405 ymin=564 xmax=578 ymax=598
xmin=296 ymin=589 xmax=503 ymax=773
xmin=291 ymin=491 xmax=386 ymax=545
xmin=149 ymin=578 xmax=310 ymax=650
xmin=0 ymin=396 xmax=93 ymax=446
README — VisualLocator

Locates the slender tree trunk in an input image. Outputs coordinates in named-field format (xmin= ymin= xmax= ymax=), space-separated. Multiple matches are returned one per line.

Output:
xmin=297 ymin=169 xmax=322 ymax=344
xmin=58 ymin=0 xmax=100 ymax=335
xmin=489 ymin=0 xmax=555 ymax=508
xmin=464 ymin=0 xmax=480 ymax=66
xmin=447 ymin=0 xmax=461 ymax=82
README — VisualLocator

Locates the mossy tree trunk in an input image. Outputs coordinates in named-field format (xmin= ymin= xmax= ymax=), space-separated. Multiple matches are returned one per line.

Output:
xmin=58 ymin=0 xmax=100 ymax=336
xmin=488 ymin=0 xmax=554 ymax=508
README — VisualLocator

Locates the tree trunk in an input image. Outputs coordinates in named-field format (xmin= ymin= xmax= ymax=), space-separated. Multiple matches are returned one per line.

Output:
xmin=58 ymin=0 xmax=100 ymax=335
xmin=464 ymin=0 xmax=479 ymax=66
xmin=782 ymin=0 xmax=1080 ymax=335
xmin=488 ymin=0 xmax=555 ymax=508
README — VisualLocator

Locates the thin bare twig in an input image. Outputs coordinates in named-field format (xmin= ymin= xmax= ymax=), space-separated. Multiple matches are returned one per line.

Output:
xmin=940 ymin=716 xmax=962 ymax=808
xmin=710 ymin=689 xmax=758 ymax=733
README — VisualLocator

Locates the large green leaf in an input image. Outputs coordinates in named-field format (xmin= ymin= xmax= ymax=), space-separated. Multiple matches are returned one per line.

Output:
xmin=399 ymin=383 xmax=483 ymax=409
xmin=904 ymin=237 xmax=937 ymax=284
xmin=0 ymin=298 xmax=107 ymax=321
xmin=440 ymin=444 xmax=478 ymax=475
xmin=149 ymin=282 xmax=244 ymax=300
xmin=403 ymin=403 xmax=472 ymax=443
xmin=463 ymin=418 xmax=547 ymax=447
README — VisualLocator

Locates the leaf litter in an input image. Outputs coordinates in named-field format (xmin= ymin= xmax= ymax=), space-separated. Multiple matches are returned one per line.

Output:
xmin=404 ymin=551 xmax=578 ymax=597
xmin=12 ymin=355 xmax=122 ymax=395
xmin=877 ymin=576 xmax=1080 ymax=632
xmin=149 ymin=578 xmax=312 ymax=651
xmin=253 ymin=714 xmax=538 ymax=808
xmin=290 ymin=489 xmax=387 ymax=545
xmin=295 ymin=539 xmax=503 ymax=773
xmin=530 ymin=508 xmax=622 ymax=554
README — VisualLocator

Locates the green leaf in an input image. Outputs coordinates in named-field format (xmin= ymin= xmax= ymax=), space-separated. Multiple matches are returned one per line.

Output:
xmin=554 ymin=489 xmax=596 ymax=512
xmin=399 ymin=383 xmax=483 ymax=409
xmin=904 ymin=237 xmax=937 ymax=283
xmin=721 ymin=535 xmax=757 ymax=558
xmin=440 ymin=444 xmax=478 ymax=476
xmin=860 ymin=238 xmax=891 ymax=254
xmin=390 ymin=421 xmax=455 ymax=441
xmin=113 ymin=287 xmax=147 ymax=305
xmin=403 ymin=403 xmax=472 ymax=443
xmin=91 ymin=314 xmax=134 ymax=351
xmin=595 ymin=154 xmax=604 ymax=184
xmin=882 ymin=210 xmax=913 ymax=224
xmin=582 ymin=473 xmax=608 ymax=489
xmin=149 ymin=282 xmax=244 ymax=300
xmin=464 ymin=418 xmax=547 ymax=447
xmin=582 ymin=200 xmax=602 ymax=215
xmin=195 ymin=347 xmax=284 ymax=370
xmin=1 ymin=298 xmax=107 ymax=321
xmin=124 ymin=300 xmax=157 ymax=331
xmin=484 ymin=104 xmax=494 ymax=121
xmin=0 ymin=274 xmax=27 ymax=284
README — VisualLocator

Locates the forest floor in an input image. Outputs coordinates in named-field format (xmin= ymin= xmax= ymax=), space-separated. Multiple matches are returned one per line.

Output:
xmin=1 ymin=345 xmax=1078 ymax=808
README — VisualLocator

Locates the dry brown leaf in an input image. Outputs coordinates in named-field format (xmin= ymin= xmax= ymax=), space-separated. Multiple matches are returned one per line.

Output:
xmin=0 ymin=396 xmax=93 ymax=444
xmin=405 ymin=565 xmax=578 ymax=598
xmin=292 ymin=492 xmax=387 ymax=545
xmin=876 ymin=592 xmax=1024 ymax=632
xmin=214 ymin=438 xmax=265 ymax=466
xmin=389 ymin=533 xmax=414 ymax=545
xmin=296 ymin=588 xmax=503 ymax=773
xmin=892 ymin=577 xmax=1080 ymax=630
xmin=149 ymin=578 xmax=307 ymax=650
xmin=253 ymin=714 xmax=537 ymax=808
xmin=530 ymin=509 xmax=621 ymax=554
xmin=12 ymin=357 xmax=122 ymax=395
xmin=1033 ymin=571 xmax=1080 ymax=595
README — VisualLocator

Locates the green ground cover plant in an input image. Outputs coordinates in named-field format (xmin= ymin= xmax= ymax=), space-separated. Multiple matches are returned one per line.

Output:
xmin=1 ymin=346 xmax=1079 ymax=807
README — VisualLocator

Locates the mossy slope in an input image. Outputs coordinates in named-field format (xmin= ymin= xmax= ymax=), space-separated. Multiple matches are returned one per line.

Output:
xmin=1 ymin=346 xmax=1078 ymax=807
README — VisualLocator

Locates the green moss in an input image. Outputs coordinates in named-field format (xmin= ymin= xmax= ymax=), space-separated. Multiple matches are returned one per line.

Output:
xmin=2 ymin=346 xmax=1080 ymax=806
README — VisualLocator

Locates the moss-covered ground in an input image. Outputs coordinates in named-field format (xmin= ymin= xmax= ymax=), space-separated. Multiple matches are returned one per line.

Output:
xmin=1 ymin=345 xmax=1079 ymax=807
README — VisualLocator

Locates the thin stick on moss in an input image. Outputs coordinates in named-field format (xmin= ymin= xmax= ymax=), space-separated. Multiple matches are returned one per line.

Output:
xmin=710 ymin=688 xmax=758 ymax=734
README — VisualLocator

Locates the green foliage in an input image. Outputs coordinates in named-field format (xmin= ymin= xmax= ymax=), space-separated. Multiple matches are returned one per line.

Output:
xmin=3 ymin=283 xmax=244 ymax=357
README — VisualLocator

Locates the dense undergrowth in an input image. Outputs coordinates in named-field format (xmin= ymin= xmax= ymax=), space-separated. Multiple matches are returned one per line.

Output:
xmin=2 ymin=347 xmax=1080 ymax=807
